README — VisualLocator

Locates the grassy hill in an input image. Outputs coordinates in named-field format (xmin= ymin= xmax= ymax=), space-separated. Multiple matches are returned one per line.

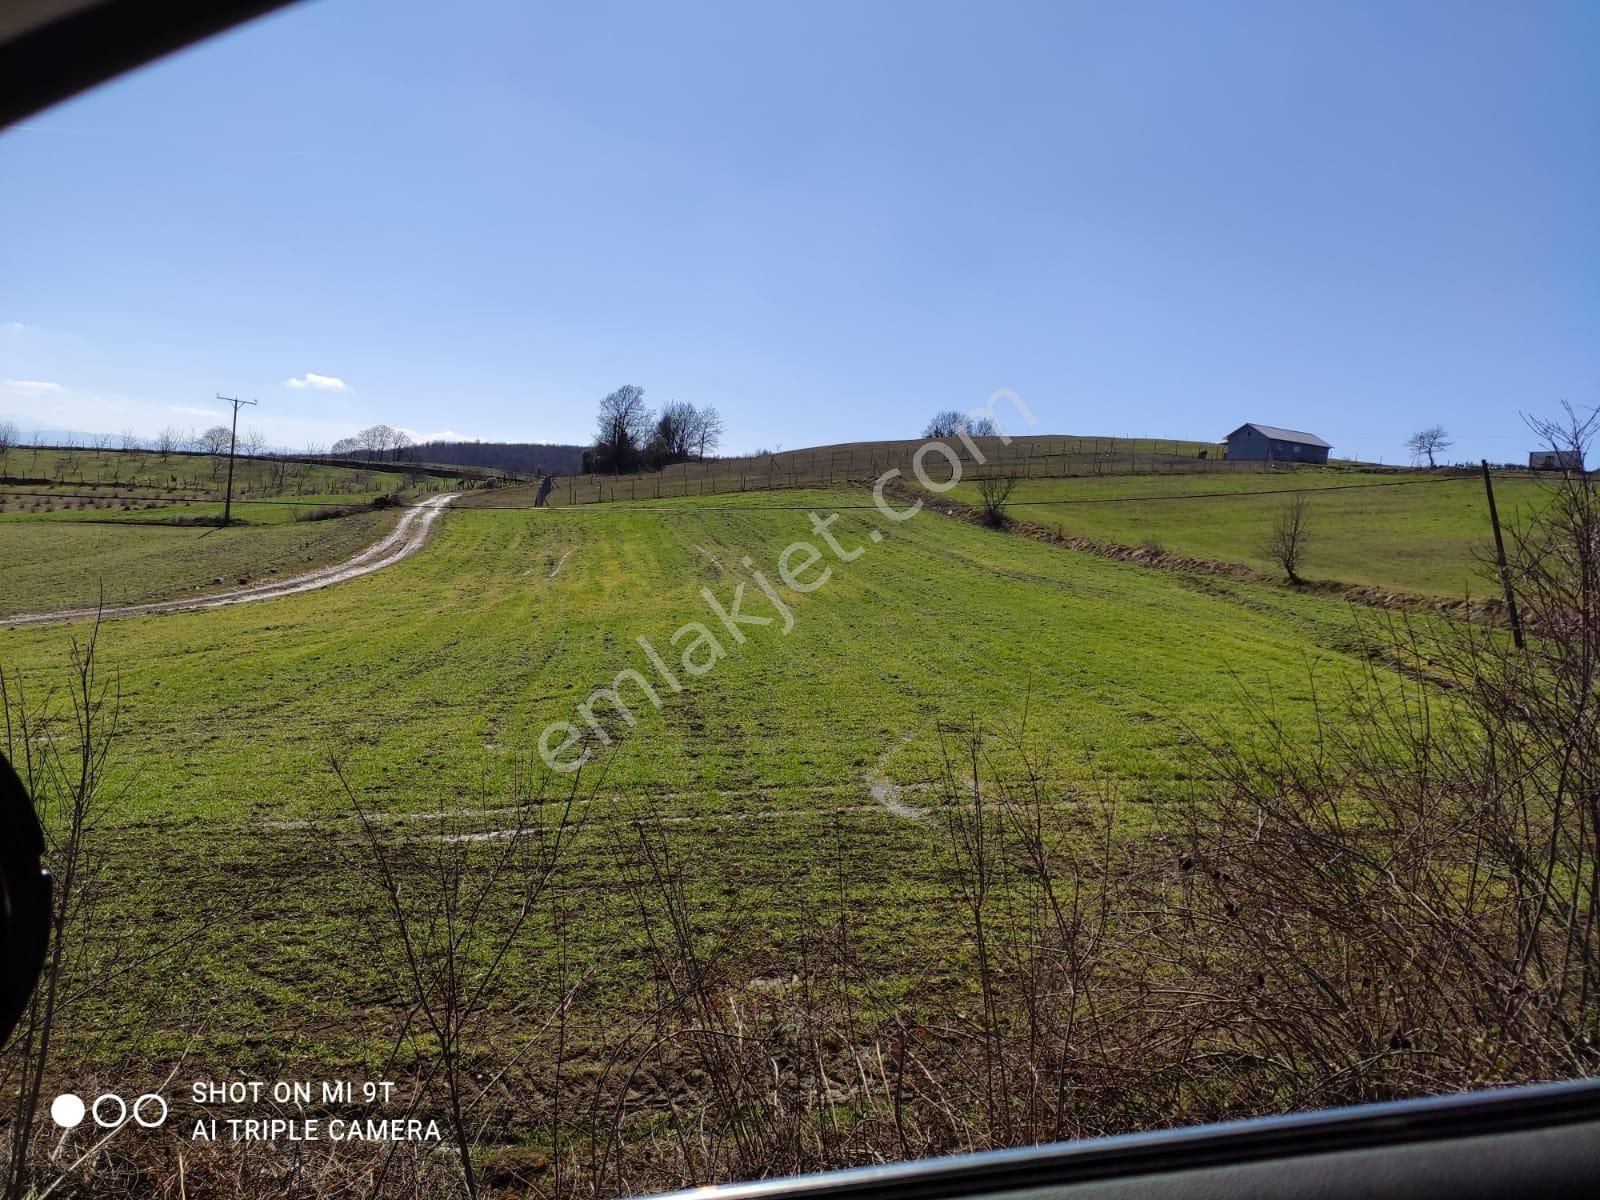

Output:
xmin=479 ymin=441 xmax=1549 ymax=600
xmin=528 ymin=433 xmax=1235 ymax=505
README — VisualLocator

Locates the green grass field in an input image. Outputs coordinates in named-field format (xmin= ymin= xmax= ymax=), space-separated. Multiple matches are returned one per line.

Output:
xmin=0 ymin=507 xmax=402 ymax=615
xmin=0 ymin=487 xmax=1413 ymax=1073
xmin=947 ymin=468 xmax=1554 ymax=597
xmin=0 ymin=446 xmax=465 ymax=614
xmin=0 ymin=445 xmax=401 ymax=501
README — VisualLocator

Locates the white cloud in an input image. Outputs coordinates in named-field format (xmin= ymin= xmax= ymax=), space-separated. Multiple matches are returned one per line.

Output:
xmin=2 ymin=379 xmax=62 ymax=392
xmin=167 ymin=404 xmax=223 ymax=418
xmin=285 ymin=372 xmax=349 ymax=392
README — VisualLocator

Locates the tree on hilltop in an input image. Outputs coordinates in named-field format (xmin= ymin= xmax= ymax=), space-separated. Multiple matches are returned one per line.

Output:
xmin=1406 ymin=425 xmax=1453 ymax=468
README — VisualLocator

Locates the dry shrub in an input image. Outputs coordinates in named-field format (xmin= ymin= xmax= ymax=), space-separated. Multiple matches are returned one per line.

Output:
xmin=975 ymin=475 xmax=1017 ymax=527
xmin=1163 ymin=408 xmax=1600 ymax=1108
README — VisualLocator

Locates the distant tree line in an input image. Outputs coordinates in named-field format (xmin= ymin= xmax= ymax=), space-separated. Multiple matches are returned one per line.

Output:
xmin=329 ymin=424 xmax=414 ymax=461
xmin=923 ymin=409 xmax=1000 ymax=439
xmin=404 ymin=440 xmax=588 ymax=476
xmin=586 ymin=385 xmax=724 ymax=474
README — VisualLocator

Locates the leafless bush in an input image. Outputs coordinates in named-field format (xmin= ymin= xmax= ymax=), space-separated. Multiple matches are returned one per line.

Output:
xmin=292 ymin=504 xmax=363 ymax=523
xmin=975 ymin=475 xmax=1018 ymax=527
xmin=1165 ymin=408 xmax=1600 ymax=1105
xmin=336 ymin=759 xmax=580 ymax=1199
xmin=925 ymin=725 xmax=1164 ymax=1146
xmin=574 ymin=727 xmax=1169 ymax=1193
xmin=1261 ymin=492 xmax=1312 ymax=582
xmin=0 ymin=620 xmax=221 ymax=1200
xmin=590 ymin=800 xmax=820 ymax=1190
xmin=0 ymin=616 xmax=129 ymax=1199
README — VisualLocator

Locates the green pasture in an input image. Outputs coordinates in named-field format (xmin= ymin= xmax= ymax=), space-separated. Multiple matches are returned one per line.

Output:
xmin=0 ymin=508 xmax=401 ymax=615
xmin=0 ymin=487 xmax=1432 ymax=1072
xmin=948 ymin=469 xmax=1554 ymax=597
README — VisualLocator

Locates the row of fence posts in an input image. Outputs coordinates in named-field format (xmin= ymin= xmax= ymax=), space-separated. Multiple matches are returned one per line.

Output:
xmin=556 ymin=438 xmax=1287 ymax=505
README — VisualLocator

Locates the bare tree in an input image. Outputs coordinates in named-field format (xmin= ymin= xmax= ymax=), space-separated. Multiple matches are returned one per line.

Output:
xmin=356 ymin=423 xmax=396 ymax=460
xmin=154 ymin=425 xmax=181 ymax=460
xmin=651 ymin=400 xmax=698 ymax=463
xmin=391 ymin=429 xmax=413 ymax=461
xmin=0 ymin=420 xmax=16 ymax=455
xmin=693 ymin=405 xmax=725 ymax=459
xmin=90 ymin=432 xmax=112 ymax=451
xmin=1406 ymin=425 xmax=1453 ymax=468
xmin=924 ymin=410 xmax=1000 ymax=440
xmin=976 ymin=474 xmax=1017 ymax=526
xmin=197 ymin=425 xmax=232 ymax=455
xmin=1262 ymin=492 xmax=1313 ymax=582
xmin=197 ymin=425 xmax=233 ymax=480
xmin=118 ymin=427 xmax=139 ymax=452
xmin=593 ymin=384 xmax=653 ymax=473
xmin=303 ymin=440 xmax=326 ymax=458
xmin=243 ymin=427 xmax=268 ymax=458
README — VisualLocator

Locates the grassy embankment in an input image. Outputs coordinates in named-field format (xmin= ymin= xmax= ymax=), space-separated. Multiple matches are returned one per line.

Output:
xmin=946 ymin=468 xmax=1553 ymax=597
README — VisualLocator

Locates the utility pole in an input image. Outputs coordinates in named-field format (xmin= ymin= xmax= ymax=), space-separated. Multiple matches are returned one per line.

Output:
xmin=1481 ymin=459 xmax=1525 ymax=650
xmin=217 ymin=394 xmax=257 ymax=526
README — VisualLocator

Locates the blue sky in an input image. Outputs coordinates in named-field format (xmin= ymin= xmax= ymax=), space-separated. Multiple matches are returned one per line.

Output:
xmin=1 ymin=0 xmax=1595 ymax=461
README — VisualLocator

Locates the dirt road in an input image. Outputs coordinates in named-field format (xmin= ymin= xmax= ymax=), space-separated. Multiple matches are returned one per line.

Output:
xmin=3 ymin=493 xmax=459 ymax=628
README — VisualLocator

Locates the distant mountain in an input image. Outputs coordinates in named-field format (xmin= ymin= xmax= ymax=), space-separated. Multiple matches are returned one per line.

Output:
xmin=405 ymin=440 xmax=587 ymax=476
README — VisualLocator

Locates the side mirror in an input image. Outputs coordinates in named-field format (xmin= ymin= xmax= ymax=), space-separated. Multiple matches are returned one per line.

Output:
xmin=0 ymin=753 xmax=51 ymax=1048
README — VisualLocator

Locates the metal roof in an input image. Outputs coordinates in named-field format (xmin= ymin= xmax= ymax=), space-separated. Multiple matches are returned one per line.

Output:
xmin=1224 ymin=423 xmax=1332 ymax=449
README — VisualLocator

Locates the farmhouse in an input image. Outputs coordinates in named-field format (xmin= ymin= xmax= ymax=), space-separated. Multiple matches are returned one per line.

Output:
xmin=1222 ymin=423 xmax=1332 ymax=464
xmin=1529 ymin=449 xmax=1584 ymax=471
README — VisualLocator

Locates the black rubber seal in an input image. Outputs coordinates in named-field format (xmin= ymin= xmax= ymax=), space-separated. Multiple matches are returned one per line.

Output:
xmin=0 ymin=0 xmax=299 ymax=129
xmin=0 ymin=752 xmax=51 ymax=1048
